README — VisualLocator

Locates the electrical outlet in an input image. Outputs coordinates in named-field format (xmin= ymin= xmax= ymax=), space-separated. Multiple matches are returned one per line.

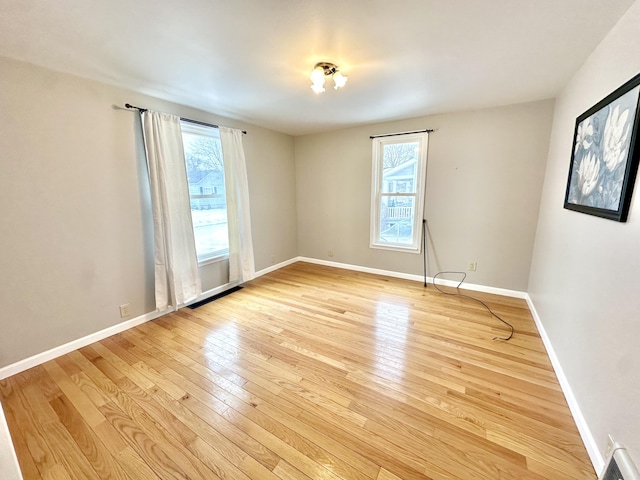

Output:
xmin=119 ymin=303 xmax=130 ymax=318
xmin=328 ymin=249 xmax=334 ymax=257
xmin=270 ymin=254 xmax=275 ymax=264
xmin=468 ymin=261 xmax=477 ymax=271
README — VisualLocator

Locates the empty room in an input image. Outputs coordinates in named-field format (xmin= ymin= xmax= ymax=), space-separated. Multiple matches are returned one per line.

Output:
xmin=1 ymin=1 xmax=640 ymax=479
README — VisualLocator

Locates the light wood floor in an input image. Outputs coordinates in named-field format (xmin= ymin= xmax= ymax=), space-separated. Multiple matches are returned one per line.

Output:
xmin=0 ymin=262 xmax=595 ymax=480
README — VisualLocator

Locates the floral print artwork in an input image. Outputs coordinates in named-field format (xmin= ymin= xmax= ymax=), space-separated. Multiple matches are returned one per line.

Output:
xmin=566 ymin=85 xmax=639 ymax=211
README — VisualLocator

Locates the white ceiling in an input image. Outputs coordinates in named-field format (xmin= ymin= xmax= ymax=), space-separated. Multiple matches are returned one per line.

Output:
xmin=0 ymin=0 xmax=635 ymax=135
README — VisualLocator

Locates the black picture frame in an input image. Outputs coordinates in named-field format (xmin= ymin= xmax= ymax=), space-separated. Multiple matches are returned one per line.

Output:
xmin=564 ymin=72 xmax=640 ymax=222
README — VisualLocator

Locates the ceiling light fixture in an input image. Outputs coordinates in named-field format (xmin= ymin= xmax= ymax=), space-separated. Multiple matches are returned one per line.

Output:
xmin=310 ymin=62 xmax=348 ymax=93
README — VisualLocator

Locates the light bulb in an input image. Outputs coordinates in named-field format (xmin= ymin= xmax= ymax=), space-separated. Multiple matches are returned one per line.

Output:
xmin=310 ymin=67 xmax=325 ymax=83
xmin=310 ymin=67 xmax=326 ymax=94
xmin=333 ymin=71 xmax=348 ymax=89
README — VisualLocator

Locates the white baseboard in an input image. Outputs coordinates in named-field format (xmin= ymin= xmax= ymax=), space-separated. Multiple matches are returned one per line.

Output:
xmin=0 ymin=308 xmax=172 ymax=381
xmin=298 ymin=256 xmax=527 ymax=299
xmin=525 ymin=294 xmax=603 ymax=473
xmin=255 ymin=257 xmax=300 ymax=278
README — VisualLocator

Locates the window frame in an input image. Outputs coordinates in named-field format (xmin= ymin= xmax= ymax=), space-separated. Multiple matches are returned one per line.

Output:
xmin=180 ymin=120 xmax=229 ymax=266
xmin=370 ymin=132 xmax=429 ymax=253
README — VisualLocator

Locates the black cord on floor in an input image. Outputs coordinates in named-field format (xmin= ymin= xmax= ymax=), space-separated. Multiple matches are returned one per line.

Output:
xmin=430 ymin=271 xmax=514 ymax=341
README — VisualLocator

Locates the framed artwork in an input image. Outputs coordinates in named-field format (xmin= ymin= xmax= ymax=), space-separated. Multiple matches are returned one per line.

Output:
xmin=564 ymin=72 xmax=640 ymax=222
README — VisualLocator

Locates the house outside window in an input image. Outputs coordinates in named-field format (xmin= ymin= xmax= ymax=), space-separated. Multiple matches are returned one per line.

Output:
xmin=180 ymin=121 xmax=229 ymax=264
xmin=370 ymin=132 xmax=428 ymax=253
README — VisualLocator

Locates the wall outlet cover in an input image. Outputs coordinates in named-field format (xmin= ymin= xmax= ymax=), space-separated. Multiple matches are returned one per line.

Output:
xmin=119 ymin=304 xmax=130 ymax=318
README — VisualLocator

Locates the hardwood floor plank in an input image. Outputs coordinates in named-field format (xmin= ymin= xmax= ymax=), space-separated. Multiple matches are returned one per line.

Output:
xmin=294 ymin=409 xmax=437 ymax=479
xmin=98 ymin=400 xmax=195 ymax=480
xmin=239 ymin=454 xmax=284 ymax=480
xmin=377 ymin=468 xmax=404 ymax=480
xmin=272 ymin=460 xmax=313 ymax=480
xmin=0 ymin=262 xmax=595 ymax=480
xmin=99 ymin=384 xmax=220 ymax=480
xmin=1 ymin=376 xmax=63 ymax=477
xmin=223 ymin=407 xmax=347 ymax=480
xmin=149 ymin=384 xmax=282 ymax=471
xmin=42 ymin=421 xmax=101 ymax=479
xmin=486 ymin=427 xmax=593 ymax=479
xmin=93 ymin=420 xmax=130 ymax=457
xmin=228 ymin=398 xmax=375 ymax=480
xmin=115 ymin=375 xmax=255 ymax=480
xmin=255 ymin=400 xmax=381 ymax=479
xmin=49 ymin=394 xmax=131 ymax=480
xmin=0 ymin=378 xmax=44 ymax=480
xmin=115 ymin=447 xmax=164 ymax=480
xmin=41 ymin=359 xmax=106 ymax=428
xmin=90 ymin=342 xmax=157 ymax=393
xmin=42 ymin=464 xmax=73 ymax=480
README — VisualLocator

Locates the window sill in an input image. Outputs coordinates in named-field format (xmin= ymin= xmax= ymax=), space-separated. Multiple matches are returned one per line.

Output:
xmin=370 ymin=243 xmax=421 ymax=254
xmin=198 ymin=253 xmax=229 ymax=267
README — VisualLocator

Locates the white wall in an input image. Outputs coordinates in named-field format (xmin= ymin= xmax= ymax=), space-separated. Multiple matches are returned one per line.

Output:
xmin=295 ymin=100 xmax=554 ymax=292
xmin=529 ymin=0 xmax=640 ymax=467
xmin=0 ymin=56 xmax=297 ymax=368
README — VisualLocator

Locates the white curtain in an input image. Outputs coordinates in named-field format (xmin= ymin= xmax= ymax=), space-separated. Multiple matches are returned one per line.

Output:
xmin=219 ymin=127 xmax=255 ymax=283
xmin=141 ymin=111 xmax=202 ymax=310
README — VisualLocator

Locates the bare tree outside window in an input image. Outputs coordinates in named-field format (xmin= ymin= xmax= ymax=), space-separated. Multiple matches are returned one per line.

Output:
xmin=383 ymin=143 xmax=417 ymax=169
xmin=184 ymin=136 xmax=224 ymax=174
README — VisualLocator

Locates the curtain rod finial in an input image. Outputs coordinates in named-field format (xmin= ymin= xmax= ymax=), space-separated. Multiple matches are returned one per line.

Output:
xmin=124 ymin=103 xmax=147 ymax=112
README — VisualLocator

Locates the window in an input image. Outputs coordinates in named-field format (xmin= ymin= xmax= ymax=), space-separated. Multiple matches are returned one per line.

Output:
xmin=370 ymin=132 xmax=428 ymax=253
xmin=180 ymin=121 xmax=229 ymax=264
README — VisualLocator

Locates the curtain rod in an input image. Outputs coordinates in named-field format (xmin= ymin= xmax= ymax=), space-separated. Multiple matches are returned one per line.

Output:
xmin=124 ymin=103 xmax=247 ymax=134
xmin=369 ymin=129 xmax=433 ymax=139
